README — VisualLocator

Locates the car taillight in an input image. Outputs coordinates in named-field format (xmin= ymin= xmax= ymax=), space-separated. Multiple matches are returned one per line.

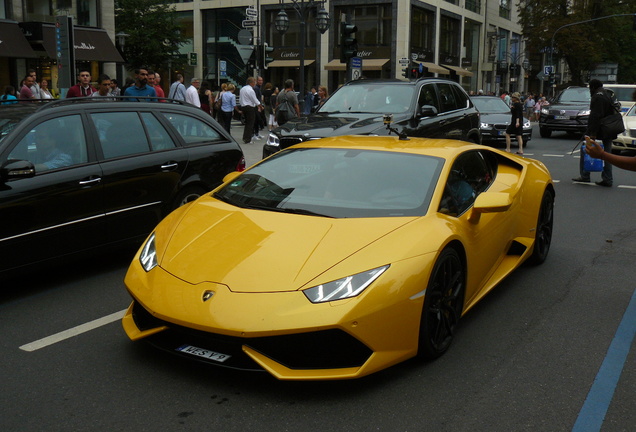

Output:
xmin=236 ymin=156 xmax=246 ymax=172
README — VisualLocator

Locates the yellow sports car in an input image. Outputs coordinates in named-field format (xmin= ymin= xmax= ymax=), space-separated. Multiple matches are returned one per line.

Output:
xmin=122 ymin=135 xmax=554 ymax=380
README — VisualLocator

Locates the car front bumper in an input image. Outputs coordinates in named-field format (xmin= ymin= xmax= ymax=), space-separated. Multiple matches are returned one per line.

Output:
xmin=123 ymin=259 xmax=430 ymax=380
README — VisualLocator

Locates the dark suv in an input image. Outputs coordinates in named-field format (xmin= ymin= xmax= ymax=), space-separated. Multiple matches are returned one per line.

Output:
xmin=539 ymin=86 xmax=590 ymax=138
xmin=0 ymin=98 xmax=245 ymax=274
xmin=263 ymin=78 xmax=481 ymax=157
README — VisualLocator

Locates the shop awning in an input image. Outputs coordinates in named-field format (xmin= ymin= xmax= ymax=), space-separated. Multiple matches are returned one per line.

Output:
xmin=421 ymin=62 xmax=449 ymax=75
xmin=42 ymin=25 xmax=124 ymax=62
xmin=442 ymin=64 xmax=474 ymax=77
xmin=0 ymin=20 xmax=38 ymax=58
xmin=267 ymin=59 xmax=315 ymax=67
xmin=324 ymin=58 xmax=390 ymax=71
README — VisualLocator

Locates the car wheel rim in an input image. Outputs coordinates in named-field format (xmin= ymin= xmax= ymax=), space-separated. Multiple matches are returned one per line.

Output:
xmin=427 ymin=253 xmax=464 ymax=352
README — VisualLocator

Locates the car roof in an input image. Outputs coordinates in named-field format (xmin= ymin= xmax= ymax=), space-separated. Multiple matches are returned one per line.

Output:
xmin=342 ymin=78 xmax=462 ymax=87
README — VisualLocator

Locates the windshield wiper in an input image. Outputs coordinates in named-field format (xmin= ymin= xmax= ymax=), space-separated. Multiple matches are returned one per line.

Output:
xmin=277 ymin=207 xmax=334 ymax=218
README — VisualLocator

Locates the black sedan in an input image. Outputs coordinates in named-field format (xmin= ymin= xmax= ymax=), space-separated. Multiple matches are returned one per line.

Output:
xmin=0 ymin=99 xmax=245 ymax=275
xmin=471 ymin=96 xmax=532 ymax=147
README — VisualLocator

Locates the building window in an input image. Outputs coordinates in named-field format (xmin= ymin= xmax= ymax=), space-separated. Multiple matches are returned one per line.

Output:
xmin=499 ymin=0 xmax=511 ymax=20
xmin=465 ymin=0 xmax=481 ymax=14
xmin=334 ymin=5 xmax=392 ymax=46
xmin=444 ymin=0 xmax=459 ymax=5
xmin=410 ymin=7 xmax=435 ymax=61
xmin=77 ymin=0 xmax=99 ymax=27
xmin=439 ymin=14 xmax=461 ymax=64
xmin=25 ymin=0 xmax=53 ymax=22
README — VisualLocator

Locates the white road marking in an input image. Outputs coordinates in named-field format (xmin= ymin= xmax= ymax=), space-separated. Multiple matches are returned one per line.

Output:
xmin=618 ymin=185 xmax=636 ymax=189
xmin=542 ymin=154 xmax=565 ymax=157
xmin=19 ymin=309 xmax=127 ymax=352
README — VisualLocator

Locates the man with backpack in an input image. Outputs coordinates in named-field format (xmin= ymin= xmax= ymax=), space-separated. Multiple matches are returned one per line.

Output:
xmin=275 ymin=79 xmax=300 ymax=126
xmin=572 ymin=79 xmax=621 ymax=187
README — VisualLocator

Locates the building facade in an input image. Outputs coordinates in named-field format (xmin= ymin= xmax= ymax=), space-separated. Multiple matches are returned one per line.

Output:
xmin=171 ymin=0 xmax=534 ymax=95
xmin=1 ymin=0 xmax=120 ymax=94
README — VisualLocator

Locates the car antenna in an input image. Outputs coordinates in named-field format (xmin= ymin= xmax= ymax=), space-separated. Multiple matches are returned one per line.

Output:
xmin=383 ymin=114 xmax=409 ymax=140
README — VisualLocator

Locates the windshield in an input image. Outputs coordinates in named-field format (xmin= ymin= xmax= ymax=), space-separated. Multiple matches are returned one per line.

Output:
xmin=471 ymin=97 xmax=510 ymax=114
xmin=318 ymin=84 xmax=415 ymax=114
xmin=214 ymin=147 xmax=443 ymax=218
xmin=0 ymin=105 xmax=38 ymax=143
xmin=558 ymin=88 xmax=590 ymax=103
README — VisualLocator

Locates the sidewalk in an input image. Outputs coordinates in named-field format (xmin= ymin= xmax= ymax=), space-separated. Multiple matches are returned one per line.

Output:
xmin=228 ymin=119 xmax=265 ymax=168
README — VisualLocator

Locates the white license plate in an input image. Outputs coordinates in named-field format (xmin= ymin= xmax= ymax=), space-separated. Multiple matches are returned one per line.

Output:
xmin=176 ymin=344 xmax=231 ymax=363
xmin=554 ymin=115 xmax=569 ymax=119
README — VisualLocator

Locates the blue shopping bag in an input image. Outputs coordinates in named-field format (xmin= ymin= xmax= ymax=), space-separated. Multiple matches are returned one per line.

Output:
xmin=582 ymin=142 xmax=604 ymax=172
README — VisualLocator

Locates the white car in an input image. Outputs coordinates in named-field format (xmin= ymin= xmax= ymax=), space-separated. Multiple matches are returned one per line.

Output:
xmin=612 ymin=104 xmax=636 ymax=153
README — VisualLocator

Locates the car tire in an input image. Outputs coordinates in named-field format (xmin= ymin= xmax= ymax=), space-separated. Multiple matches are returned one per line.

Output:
xmin=418 ymin=247 xmax=466 ymax=360
xmin=528 ymin=188 xmax=554 ymax=265
xmin=172 ymin=185 xmax=207 ymax=210
xmin=539 ymin=127 xmax=552 ymax=138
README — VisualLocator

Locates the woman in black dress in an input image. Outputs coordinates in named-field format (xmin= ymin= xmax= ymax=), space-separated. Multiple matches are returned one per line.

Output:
xmin=505 ymin=92 xmax=525 ymax=154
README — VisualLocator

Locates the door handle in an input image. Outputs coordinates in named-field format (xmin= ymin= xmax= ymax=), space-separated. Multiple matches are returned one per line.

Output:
xmin=79 ymin=176 xmax=101 ymax=186
xmin=161 ymin=162 xmax=179 ymax=170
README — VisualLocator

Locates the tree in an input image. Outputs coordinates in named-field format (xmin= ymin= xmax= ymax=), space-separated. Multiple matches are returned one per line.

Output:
xmin=518 ymin=0 xmax=636 ymax=85
xmin=115 ymin=0 xmax=188 ymax=72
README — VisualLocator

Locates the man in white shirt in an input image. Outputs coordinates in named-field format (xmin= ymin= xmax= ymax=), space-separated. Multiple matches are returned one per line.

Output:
xmin=185 ymin=77 xmax=201 ymax=107
xmin=239 ymin=77 xmax=260 ymax=144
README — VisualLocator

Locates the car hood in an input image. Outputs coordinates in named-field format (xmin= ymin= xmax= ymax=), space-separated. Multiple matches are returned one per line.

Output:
xmin=479 ymin=112 xmax=510 ymax=124
xmin=159 ymin=199 xmax=417 ymax=291
xmin=276 ymin=112 xmax=411 ymax=138
xmin=546 ymin=102 xmax=589 ymax=111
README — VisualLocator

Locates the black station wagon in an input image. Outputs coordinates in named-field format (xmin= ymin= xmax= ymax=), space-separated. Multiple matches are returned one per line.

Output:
xmin=0 ymin=99 xmax=245 ymax=275
xmin=263 ymin=78 xmax=481 ymax=157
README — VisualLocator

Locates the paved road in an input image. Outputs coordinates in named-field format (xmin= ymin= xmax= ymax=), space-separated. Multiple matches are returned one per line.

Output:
xmin=1 ymin=125 xmax=634 ymax=431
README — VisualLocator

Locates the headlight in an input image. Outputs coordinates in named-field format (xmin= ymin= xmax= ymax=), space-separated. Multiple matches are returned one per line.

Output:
xmin=303 ymin=265 xmax=389 ymax=303
xmin=139 ymin=233 xmax=158 ymax=272
xmin=480 ymin=123 xmax=490 ymax=129
xmin=523 ymin=120 xmax=531 ymax=129
xmin=267 ymin=133 xmax=280 ymax=147
xmin=541 ymin=107 xmax=549 ymax=115
xmin=578 ymin=109 xmax=591 ymax=116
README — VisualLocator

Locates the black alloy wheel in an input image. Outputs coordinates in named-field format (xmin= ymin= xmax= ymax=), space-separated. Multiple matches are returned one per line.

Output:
xmin=528 ymin=188 xmax=554 ymax=265
xmin=418 ymin=247 xmax=465 ymax=360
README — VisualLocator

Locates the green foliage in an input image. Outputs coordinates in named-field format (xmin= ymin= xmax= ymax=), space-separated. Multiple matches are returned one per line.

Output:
xmin=115 ymin=0 xmax=188 ymax=71
xmin=518 ymin=0 xmax=636 ymax=84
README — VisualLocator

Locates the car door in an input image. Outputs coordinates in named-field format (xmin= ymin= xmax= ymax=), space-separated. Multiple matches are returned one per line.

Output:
xmin=89 ymin=110 xmax=189 ymax=242
xmin=408 ymin=83 xmax=448 ymax=138
xmin=438 ymin=150 xmax=511 ymax=300
xmin=0 ymin=114 xmax=104 ymax=272
xmin=432 ymin=82 xmax=470 ymax=140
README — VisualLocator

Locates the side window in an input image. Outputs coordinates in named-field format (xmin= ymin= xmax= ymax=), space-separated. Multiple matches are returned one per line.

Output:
xmin=418 ymin=84 xmax=439 ymax=113
xmin=450 ymin=84 xmax=469 ymax=110
xmin=437 ymin=83 xmax=460 ymax=113
xmin=439 ymin=151 xmax=495 ymax=216
xmin=8 ymin=115 xmax=88 ymax=172
xmin=140 ymin=113 xmax=177 ymax=151
xmin=162 ymin=112 xmax=223 ymax=145
xmin=90 ymin=112 xmax=151 ymax=159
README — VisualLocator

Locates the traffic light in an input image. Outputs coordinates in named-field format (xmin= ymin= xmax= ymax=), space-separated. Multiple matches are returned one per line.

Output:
xmin=402 ymin=67 xmax=410 ymax=79
xmin=340 ymin=21 xmax=357 ymax=63
xmin=263 ymin=43 xmax=274 ymax=69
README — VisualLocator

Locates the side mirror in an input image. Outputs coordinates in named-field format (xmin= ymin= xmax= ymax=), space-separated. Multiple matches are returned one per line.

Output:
xmin=1 ymin=160 xmax=36 ymax=182
xmin=419 ymin=105 xmax=438 ymax=117
xmin=468 ymin=192 xmax=512 ymax=223
xmin=222 ymin=171 xmax=242 ymax=184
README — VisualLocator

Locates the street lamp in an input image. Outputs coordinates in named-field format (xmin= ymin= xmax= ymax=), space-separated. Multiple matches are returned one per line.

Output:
xmin=115 ymin=32 xmax=129 ymax=85
xmin=275 ymin=0 xmax=330 ymax=113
